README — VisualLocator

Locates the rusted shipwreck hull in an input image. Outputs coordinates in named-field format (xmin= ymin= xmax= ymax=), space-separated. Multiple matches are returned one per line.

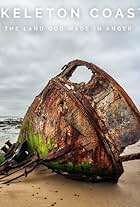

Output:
xmin=1 ymin=59 xmax=140 ymax=183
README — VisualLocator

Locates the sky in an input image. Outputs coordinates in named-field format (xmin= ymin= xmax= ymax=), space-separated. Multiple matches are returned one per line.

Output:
xmin=0 ymin=0 xmax=140 ymax=117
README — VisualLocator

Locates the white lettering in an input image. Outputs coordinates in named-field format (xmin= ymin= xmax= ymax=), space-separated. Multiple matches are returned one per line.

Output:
xmin=13 ymin=8 xmax=21 ymax=18
xmin=127 ymin=8 xmax=135 ymax=18
xmin=57 ymin=8 xmax=67 ymax=18
xmin=115 ymin=8 xmax=124 ymax=18
xmin=1 ymin=8 xmax=9 ymax=18
xmin=102 ymin=8 xmax=112 ymax=18
xmin=46 ymin=8 xmax=54 ymax=17
xmin=90 ymin=8 xmax=99 ymax=18
xmin=71 ymin=8 xmax=80 ymax=18
xmin=35 ymin=8 xmax=43 ymax=18
xmin=24 ymin=8 xmax=31 ymax=18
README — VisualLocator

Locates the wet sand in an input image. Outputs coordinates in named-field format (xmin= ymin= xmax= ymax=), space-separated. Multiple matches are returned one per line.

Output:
xmin=0 ymin=159 xmax=140 ymax=207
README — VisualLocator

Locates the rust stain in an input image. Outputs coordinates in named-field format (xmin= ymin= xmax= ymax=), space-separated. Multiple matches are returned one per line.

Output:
xmin=1 ymin=59 xmax=140 ymax=183
xmin=27 ymin=59 xmax=140 ymax=182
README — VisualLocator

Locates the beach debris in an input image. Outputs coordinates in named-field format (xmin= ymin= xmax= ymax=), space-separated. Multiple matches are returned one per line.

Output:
xmin=0 ymin=59 xmax=140 ymax=184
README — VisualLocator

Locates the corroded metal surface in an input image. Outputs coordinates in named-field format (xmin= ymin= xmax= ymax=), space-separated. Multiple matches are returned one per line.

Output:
xmin=0 ymin=59 xmax=140 ymax=183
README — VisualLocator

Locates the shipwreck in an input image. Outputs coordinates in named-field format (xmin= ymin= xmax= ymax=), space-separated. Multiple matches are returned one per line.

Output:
xmin=0 ymin=59 xmax=140 ymax=184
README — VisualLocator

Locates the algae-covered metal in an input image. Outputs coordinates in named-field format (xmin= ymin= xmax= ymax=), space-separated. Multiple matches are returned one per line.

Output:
xmin=0 ymin=59 xmax=140 ymax=184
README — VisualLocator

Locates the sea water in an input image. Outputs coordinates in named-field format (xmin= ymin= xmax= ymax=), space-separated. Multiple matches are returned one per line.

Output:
xmin=0 ymin=116 xmax=21 ymax=150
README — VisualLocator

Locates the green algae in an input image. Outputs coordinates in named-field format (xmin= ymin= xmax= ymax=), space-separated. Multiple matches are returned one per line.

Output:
xmin=47 ymin=162 xmax=96 ymax=175
xmin=46 ymin=161 xmax=106 ymax=176
xmin=0 ymin=153 xmax=5 ymax=163
xmin=18 ymin=117 xmax=54 ymax=159
xmin=17 ymin=117 xmax=109 ymax=177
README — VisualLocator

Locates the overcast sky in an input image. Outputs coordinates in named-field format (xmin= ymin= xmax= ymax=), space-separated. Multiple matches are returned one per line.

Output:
xmin=0 ymin=0 xmax=140 ymax=117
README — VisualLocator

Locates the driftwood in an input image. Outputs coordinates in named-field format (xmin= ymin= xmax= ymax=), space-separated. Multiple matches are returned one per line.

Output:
xmin=0 ymin=59 xmax=140 ymax=184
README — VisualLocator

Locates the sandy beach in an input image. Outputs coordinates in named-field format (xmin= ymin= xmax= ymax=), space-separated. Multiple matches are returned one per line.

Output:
xmin=0 ymin=159 xmax=139 ymax=207
xmin=0 ymin=118 xmax=139 ymax=207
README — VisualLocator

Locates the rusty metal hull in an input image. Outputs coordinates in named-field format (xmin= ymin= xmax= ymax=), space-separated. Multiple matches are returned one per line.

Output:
xmin=14 ymin=59 xmax=140 ymax=182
